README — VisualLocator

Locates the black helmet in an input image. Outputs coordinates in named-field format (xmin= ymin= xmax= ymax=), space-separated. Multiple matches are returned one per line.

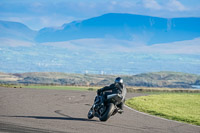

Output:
xmin=115 ymin=77 xmax=123 ymax=84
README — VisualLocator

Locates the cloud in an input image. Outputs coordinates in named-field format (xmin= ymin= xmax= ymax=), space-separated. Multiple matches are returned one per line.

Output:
xmin=119 ymin=1 xmax=136 ymax=8
xmin=143 ymin=0 xmax=162 ymax=10
xmin=142 ymin=0 xmax=188 ymax=11
xmin=166 ymin=0 xmax=188 ymax=11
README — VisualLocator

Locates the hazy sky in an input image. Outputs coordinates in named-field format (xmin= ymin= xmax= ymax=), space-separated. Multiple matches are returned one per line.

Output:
xmin=0 ymin=0 xmax=200 ymax=30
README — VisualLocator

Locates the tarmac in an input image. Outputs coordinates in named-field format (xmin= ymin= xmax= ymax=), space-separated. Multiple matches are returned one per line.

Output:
xmin=0 ymin=87 xmax=199 ymax=133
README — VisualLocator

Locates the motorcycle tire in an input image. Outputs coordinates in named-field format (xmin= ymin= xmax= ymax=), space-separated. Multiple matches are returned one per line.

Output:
xmin=99 ymin=103 xmax=115 ymax=121
xmin=87 ymin=108 xmax=94 ymax=119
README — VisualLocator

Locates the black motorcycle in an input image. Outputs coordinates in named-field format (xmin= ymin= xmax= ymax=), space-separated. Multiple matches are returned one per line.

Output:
xmin=87 ymin=92 xmax=123 ymax=121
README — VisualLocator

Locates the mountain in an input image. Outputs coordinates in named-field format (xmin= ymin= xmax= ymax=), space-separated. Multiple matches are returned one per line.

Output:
xmin=0 ymin=13 xmax=200 ymax=74
xmin=35 ymin=13 xmax=200 ymax=45
xmin=0 ymin=20 xmax=37 ymax=42
xmin=0 ymin=71 xmax=200 ymax=88
xmin=1 ymin=13 xmax=200 ymax=45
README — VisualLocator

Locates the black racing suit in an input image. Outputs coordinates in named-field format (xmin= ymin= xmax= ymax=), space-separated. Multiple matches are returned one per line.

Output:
xmin=98 ymin=83 xmax=127 ymax=110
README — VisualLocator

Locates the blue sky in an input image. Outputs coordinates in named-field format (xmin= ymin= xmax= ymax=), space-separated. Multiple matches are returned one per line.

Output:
xmin=0 ymin=0 xmax=200 ymax=30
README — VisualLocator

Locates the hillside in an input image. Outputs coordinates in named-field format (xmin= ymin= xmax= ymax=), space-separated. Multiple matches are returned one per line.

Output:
xmin=1 ymin=13 xmax=200 ymax=45
xmin=0 ymin=20 xmax=37 ymax=41
xmin=0 ymin=72 xmax=199 ymax=88
xmin=0 ymin=13 xmax=200 ymax=74
xmin=35 ymin=13 xmax=200 ymax=44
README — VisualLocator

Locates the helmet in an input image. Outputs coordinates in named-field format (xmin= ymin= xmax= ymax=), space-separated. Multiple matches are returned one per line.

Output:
xmin=115 ymin=77 xmax=123 ymax=84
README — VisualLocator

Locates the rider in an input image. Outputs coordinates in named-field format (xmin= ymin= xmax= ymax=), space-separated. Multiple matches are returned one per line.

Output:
xmin=97 ymin=77 xmax=127 ymax=114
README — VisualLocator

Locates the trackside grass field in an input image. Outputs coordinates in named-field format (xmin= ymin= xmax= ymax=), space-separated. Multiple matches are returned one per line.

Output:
xmin=1 ymin=84 xmax=200 ymax=93
xmin=126 ymin=93 xmax=200 ymax=126
xmin=0 ymin=84 xmax=101 ymax=91
xmin=21 ymin=85 xmax=100 ymax=91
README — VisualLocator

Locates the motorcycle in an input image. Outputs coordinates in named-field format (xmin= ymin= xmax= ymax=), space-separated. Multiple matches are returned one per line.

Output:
xmin=87 ymin=92 xmax=123 ymax=121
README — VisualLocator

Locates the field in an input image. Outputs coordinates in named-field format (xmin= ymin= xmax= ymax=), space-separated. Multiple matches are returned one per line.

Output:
xmin=1 ymin=84 xmax=200 ymax=93
xmin=127 ymin=86 xmax=200 ymax=93
xmin=0 ymin=84 xmax=100 ymax=91
xmin=126 ymin=93 xmax=200 ymax=126
xmin=24 ymin=85 xmax=101 ymax=91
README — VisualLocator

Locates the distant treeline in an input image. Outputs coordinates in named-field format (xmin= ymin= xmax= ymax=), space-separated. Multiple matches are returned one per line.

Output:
xmin=0 ymin=71 xmax=200 ymax=88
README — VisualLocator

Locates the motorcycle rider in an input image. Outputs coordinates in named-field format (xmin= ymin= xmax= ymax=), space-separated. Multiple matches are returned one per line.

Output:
xmin=97 ymin=77 xmax=127 ymax=114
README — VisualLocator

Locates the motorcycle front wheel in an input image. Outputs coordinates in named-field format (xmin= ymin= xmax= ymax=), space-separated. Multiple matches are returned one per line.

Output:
xmin=87 ymin=108 xmax=94 ymax=119
xmin=99 ymin=103 xmax=115 ymax=121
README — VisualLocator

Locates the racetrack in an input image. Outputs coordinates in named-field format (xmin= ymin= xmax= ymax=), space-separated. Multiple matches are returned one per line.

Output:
xmin=0 ymin=87 xmax=199 ymax=133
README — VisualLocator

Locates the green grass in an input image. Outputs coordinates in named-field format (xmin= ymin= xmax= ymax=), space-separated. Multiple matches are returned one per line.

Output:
xmin=126 ymin=93 xmax=200 ymax=126
xmin=22 ymin=85 xmax=100 ymax=91
xmin=127 ymin=86 xmax=200 ymax=93
xmin=2 ymin=85 xmax=100 ymax=91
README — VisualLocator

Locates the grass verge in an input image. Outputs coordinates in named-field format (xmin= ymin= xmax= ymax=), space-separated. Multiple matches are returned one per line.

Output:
xmin=20 ymin=85 xmax=100 ymax=91
xmin=0 ymin=84 xmax=100 ymax=91
xmin=1 ymin=84 xmax=199 ymax=93
xmin=126 ymin=93 xmax=200 ymax=126
xmin=127 ymin=87 xmax=200 ymax=93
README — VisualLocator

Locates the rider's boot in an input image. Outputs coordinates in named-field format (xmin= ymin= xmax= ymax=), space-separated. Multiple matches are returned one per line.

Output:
xmin=118 ymin=109 xmax=124 ymax=114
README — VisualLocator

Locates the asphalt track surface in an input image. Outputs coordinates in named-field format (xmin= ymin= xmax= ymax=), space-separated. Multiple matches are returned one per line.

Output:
xmin=0 ymin=87 xmax=199 ymax=133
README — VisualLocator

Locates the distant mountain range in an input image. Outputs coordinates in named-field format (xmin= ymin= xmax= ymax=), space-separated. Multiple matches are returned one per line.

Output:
xmin=0 ymin=20 xmax=36 ymax=41
xmin=35 ymin=13 xmax=200 ymax=45
xmin=0 ymin=13 xmax=200 ymax=74
xmin=1 ymin=13 xmax=200 ymax=45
